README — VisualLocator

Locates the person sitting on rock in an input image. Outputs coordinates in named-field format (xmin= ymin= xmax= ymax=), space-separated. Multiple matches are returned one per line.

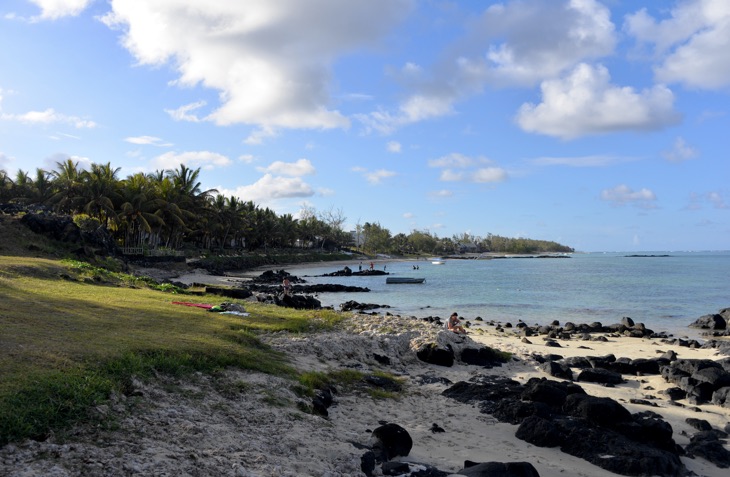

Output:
xmin=447 ymin=312 xmax=466 ymax=334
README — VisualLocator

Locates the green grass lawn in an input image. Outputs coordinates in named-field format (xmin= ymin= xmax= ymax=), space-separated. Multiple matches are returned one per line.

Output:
xmin=0 ymin=255 xmax=344 ymax=445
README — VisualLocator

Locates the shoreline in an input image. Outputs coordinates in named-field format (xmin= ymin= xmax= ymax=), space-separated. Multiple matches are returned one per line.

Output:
xmin=3 ymin=313 xmax=728 ymax=476
xmin=163 ymin=259 xmax=721 ymax=343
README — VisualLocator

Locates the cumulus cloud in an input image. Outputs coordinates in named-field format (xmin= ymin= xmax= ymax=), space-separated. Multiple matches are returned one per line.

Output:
xmin=357 ymin=0 xmax=616 ymax=133
xmin=152 ymin=150 xmax=232 ymax=170
xmin=125 ymin=136 xmax=173 ymax=147
xmin=29 ymin=0 xmax=93 ymax=20
xmin=472 ymin=0 xmax=616 ymax=86
xmin=352 ymin=166 xmax=396 ymax=185
xmin=219 ymin=174 xmax=314 ymax=204
xmin=662 ymin=137 xmax=699 ymax=163
xmin=625 ymin=0 xmax=730 ymax=89
xmin=516 ymin=63 xmax=680 ymax=139
xmin=429 ymin=152 xmax=507 ymax=184
xmin=259 ymin=158 xmax=315 ymax=177
xmin=102 ymin=0 xmax=413 ymax=133
xmin=600 ymin=184 xmax=657 ymax=208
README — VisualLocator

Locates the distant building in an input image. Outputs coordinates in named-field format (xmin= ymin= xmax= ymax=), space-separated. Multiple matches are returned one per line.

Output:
xmin=457 ymin=242 xmax=478 ymax=253
xmin=350 ymin=230 xmax=365 ymax=247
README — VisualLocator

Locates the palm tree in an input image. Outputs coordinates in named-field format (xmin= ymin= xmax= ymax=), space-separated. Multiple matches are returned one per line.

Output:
xmin=118 ymin=173 xmax=164 ymax=249
xmin=31 ymin=168 xmax=54 ymax=205
xmin=0 ymin=169 xmax=14 ymax=202
xmin=9 ymin=169 xmax=33 ymax=205
xmin=49 ymin=159 xmax=84 ymax=214
xmin=151 ymin=176 xmax=195 ymax=249
xmin=80 ymin=162 xmax=122 ymax=228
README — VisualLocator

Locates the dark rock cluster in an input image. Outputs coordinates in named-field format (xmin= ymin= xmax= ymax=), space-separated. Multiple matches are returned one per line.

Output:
xmin=443 ymin=376 xmax=687 ymax=476
xmin=19 ymin=211 xmax=119 ymax=258
xmin=689 ymin=308 xmax=730 ymax=337
xmin=359 ymin=421 xmax=541 ymax=477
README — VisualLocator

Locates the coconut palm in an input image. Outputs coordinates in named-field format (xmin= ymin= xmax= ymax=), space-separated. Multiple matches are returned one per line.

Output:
xmin=118 ymin=173 xmax=164 ymax=249
xmin=80 ymin=162 xmax=122 ymax=228
xmin=48 ymin=159 xmax=85 ymax=214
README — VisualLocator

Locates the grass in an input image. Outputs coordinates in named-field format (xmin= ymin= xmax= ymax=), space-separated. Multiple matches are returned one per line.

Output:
xmin=0 ymin=254 xmax=346 ymax=446
xmin=297 ymin=369 xmax=405 ymax=401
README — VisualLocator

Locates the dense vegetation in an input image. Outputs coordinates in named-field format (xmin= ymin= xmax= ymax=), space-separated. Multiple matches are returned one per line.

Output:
xmin=0 ymin=161 xmax=573 ymax=256
xmin=0 ymin=212 xmax=412 ymax=446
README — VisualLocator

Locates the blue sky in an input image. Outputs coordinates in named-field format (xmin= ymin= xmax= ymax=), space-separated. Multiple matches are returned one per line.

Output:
xmin=1 ymin=0 xmax=728 ymax=252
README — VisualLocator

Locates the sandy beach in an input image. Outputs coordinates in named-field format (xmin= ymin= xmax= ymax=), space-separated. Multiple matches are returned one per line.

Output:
xmin=2 ymin=306 xmax=728 ymax=476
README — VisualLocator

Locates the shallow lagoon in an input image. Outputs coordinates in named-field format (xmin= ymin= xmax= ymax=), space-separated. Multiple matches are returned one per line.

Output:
xmin=287 ymin=251 xmax=729 ymax=338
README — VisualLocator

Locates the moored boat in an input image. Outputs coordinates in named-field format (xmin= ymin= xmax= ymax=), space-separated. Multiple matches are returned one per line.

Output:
xmin=386 ymin=277 xmax=425 ymax=284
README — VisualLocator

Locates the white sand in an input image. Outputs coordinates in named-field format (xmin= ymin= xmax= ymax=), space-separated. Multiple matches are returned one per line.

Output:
xmin=4 ymin=311 xmax=727 ymax=477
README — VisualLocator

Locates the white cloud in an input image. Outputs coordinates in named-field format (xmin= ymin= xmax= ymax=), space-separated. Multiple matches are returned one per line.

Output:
xmin=29 ymin=0 xmax=92 ymax=20
xmin=403 ymin=212 xmax=414 ymax=219
xmin=600 ymin=184 xmax=657 ymax=208
xmin=357 ymin=0 xmax=616 ymax=134
xmin=475 ymin=0 xmax=616 ymax=86
xmin=430 ymin=152 xmax=507 ymax=183
xmin=708 ymin=191 xmax=729 ymax=209
xmin=152 ymin=150 xmax=232 ymax=170
xmin=386 ymin=141 xmax=402 ymax=153
xmin=625 ymin=0 xmax=730 ymax=89
xmin=516 ymin=63 xmax=680 ymax=139
xmin=125 ymin=136 xmax=173 ymax=147
xmin=259 ymin=158 xmax=315 ymax=177
xmin=430 ymin=189 xmax=453 ymax=198
xmin=219 ymin=174 xmax=314 ymax=204
xmin=662 ymin=137 xmax=699 ymax=163
xmin=352 ymin=167 xmax=396 ymax=185
xmin=164 ymin=101 xmax=206 ymax=123
xmin=428 ymin=153 xmax=475 ymax=169
xmin=357 ymin=95 xmax=455 ymax=134
xmin=238 ymin=154 xmax=256 ymax=164
xmin=439 ymin=169 xmax=463 ymax=182
xmin=1 ymin=107 xmax=97 ymax=129
xmin=244 ymin=126 xmax=278 ymax=145
xmin=473 ymin=167 xmax=508 ymax=183
xmin=102 ymin=0 xmax=413 ymax=131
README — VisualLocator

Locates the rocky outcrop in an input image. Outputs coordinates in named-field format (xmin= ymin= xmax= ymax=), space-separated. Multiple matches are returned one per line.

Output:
xmin=457 ymin=461 xmax=540 ymax=477
xmin=443 ymin=376 xmax=686 ymax=476
xmin=416 ymin=343 xmax=455 ymax=367
xmin=340 ymin=300 xmax=390 ymax=312
xmin=689 ymin=313 xmax=728 ymax=330
xmin=20 ymin=212 xmax=119 ymax=257
xmin=661 ymin=359 xmax=730 ymax=405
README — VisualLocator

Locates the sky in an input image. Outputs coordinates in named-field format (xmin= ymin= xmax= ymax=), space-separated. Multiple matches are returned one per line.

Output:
xmin=0 ymin=0 xmax=729 ymax=252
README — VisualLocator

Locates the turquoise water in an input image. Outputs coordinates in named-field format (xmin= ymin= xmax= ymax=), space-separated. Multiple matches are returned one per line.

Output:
xmin=287 ymin=252 xmax=729 ymax=337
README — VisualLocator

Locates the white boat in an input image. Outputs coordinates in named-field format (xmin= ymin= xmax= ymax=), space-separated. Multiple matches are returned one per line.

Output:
xmin=431 ymin=260 xmax=445 ymax=265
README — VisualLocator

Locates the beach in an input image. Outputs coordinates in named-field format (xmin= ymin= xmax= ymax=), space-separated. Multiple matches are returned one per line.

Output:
xmin=2 ymin=308 xmax=729 ymax=477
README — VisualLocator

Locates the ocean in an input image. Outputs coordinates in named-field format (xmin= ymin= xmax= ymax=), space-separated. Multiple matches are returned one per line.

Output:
xmin=283 ymin=251 xmax=730 ymax=339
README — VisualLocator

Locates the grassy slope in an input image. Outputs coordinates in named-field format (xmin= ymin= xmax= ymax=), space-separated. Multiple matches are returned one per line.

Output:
xmin=0 ymin=216 xmax=344 ymax=445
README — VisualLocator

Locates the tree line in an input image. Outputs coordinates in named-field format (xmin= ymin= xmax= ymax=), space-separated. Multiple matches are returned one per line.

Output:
xmin=0 ymin=160 xmax=573 ymax=256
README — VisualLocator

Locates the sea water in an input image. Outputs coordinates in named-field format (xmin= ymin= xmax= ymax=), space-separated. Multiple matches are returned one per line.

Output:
xmin=286 ymin=251 xmax=730 ymax=338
